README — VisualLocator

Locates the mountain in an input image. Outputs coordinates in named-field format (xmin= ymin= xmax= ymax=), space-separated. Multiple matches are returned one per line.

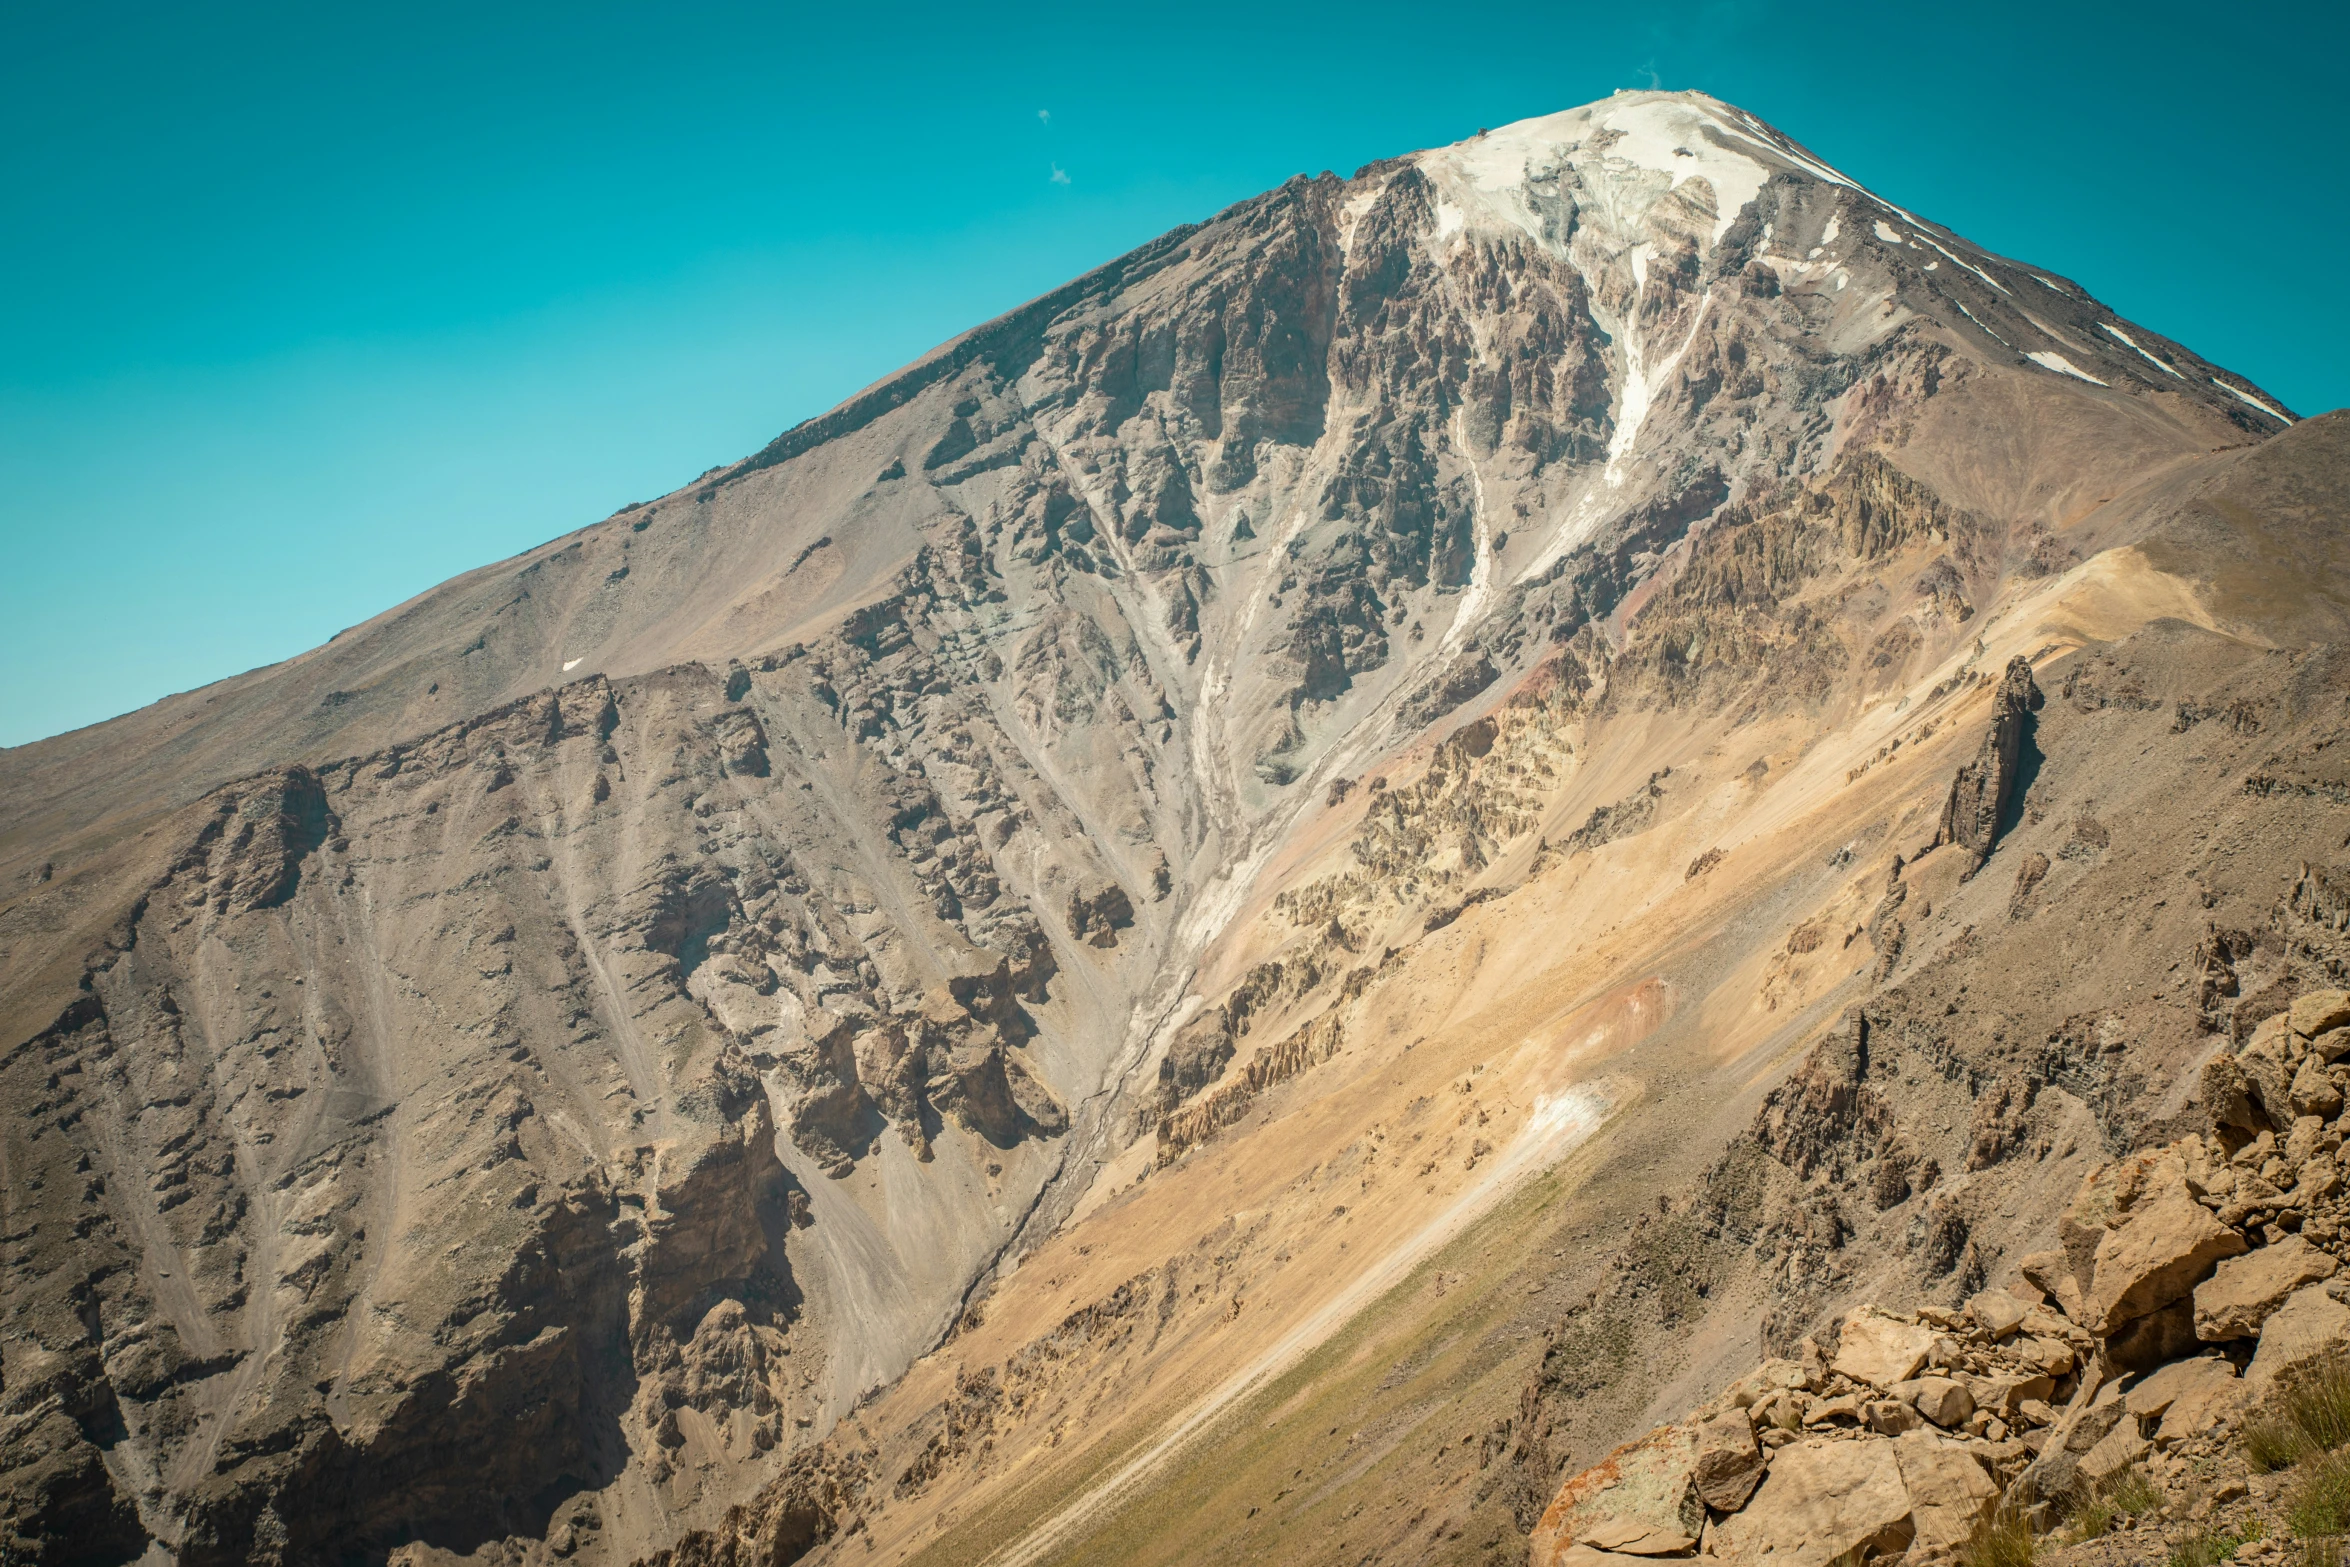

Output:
xmin=1 ymin=89 xmax=2341 ymax=1567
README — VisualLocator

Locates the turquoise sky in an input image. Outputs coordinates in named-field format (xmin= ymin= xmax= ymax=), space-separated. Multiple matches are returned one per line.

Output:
xmin=3 ymin=0 xmax=2342 ymax=747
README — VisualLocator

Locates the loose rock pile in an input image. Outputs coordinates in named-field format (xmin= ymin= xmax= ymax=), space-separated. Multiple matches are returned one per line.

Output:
xmin=1530 ymin=991 xmax=2350 ymax=1565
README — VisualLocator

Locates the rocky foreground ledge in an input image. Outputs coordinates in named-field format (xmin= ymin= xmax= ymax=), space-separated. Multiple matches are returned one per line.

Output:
xmin=1531 ymin=990 xmax=2350 ymax=1565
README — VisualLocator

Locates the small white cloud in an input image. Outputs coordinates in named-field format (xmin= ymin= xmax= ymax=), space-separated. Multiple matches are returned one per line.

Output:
xmin=1037 ymin=108 xmax=1050 ymax=123
xmin=1050 ymin=163 xmax=1070 ymax=185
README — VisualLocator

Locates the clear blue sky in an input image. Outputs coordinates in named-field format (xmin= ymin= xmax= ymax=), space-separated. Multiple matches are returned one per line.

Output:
xmin=3 ymin=0 xmax=2343 ymax=747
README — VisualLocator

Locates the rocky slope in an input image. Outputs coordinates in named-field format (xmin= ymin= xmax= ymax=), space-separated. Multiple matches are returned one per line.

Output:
xmin=1526 ymin=987 xmax=2350 ymax=1565
xmin=0 ymin=89 xmax=2334 ymax=1567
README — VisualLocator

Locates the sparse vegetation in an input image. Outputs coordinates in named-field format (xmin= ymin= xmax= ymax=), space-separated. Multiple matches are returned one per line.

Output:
xmin=2250 ymin=1409 xmax=2311 ymax=1473
xmin=2071 ymin=1464 xmax=2162 ymax=1540
xmin=2171 ymin=1525 xmax=2248 ymax=1566
xmin=2290 ymin=1358 xmax=2350 ymax=1453
xmin=1960 ymin=1504 xmax=2037 ymax=1567
xmin=2289 ymin=1447 xmax=2350 ymax=1538
xmin=2248 ymin=1357 xmax=2350 ymax=1474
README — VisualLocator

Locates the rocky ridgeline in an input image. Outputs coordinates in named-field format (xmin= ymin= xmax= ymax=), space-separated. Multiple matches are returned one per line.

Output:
xmin=1530 ymin=989 xmax=2350 ymax=1565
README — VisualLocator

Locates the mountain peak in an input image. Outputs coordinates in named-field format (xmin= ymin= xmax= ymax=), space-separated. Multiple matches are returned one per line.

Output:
xmin=0 ymin=86 xmax=2330 ymax=1567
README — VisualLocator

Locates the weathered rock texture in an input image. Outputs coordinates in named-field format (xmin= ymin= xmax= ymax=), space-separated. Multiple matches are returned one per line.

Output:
xmin=0 ymin=89 xmax=2336 ymax=1567
xmin=1526 ymin=994 xmax=2350 ymax=1564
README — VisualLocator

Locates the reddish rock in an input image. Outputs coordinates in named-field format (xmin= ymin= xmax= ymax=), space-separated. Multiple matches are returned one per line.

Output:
xmin=1530 ymin=1425 xmax=1703 ymax=1567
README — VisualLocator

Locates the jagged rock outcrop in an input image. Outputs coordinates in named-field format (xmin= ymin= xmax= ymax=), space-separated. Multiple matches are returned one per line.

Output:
xmin=1934 ymin=654 xmax=2043 ymax=874
xmin=1529 ymin=993 xmax=2350 ymax=1563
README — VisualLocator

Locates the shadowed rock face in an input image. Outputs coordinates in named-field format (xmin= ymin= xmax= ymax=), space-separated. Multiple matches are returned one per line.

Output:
xmin=1935 ymin=655 xmax=2043 ymax=873
xmin=0 ymin=90 xmax=2327 ymax=1566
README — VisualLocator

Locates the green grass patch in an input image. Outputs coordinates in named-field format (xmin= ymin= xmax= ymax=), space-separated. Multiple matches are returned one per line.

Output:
xmin=2170 ymin=1525 xmax=2247 ymax=1566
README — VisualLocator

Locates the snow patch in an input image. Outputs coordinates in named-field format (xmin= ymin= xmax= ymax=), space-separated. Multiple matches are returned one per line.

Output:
xmin=2100 ymin=322 xmax=2184 ymax=379
xmin=1820 ymin=213 xmax=1840 ymax=246
xmin=1431 ymin=94 xmax=1771 ymax=247
xmin=1604 ymin=293 xmax=1715 ymax=487
xmin=2211 ymin=378 xmax=2293 ymax=423
xmin=1336 ymin=183 xmax=1383 ymax=258
xmin=1872 ymin=219 xmax=1905 ymax=244
xmin=1912 ymin=230 xmax=2010 ymax=295
xmin=1953 ymin=300 xmax=2007 ymax=347
xmin=562 ymin=658 xmax=583 ymax=672
xmin=2026 ymin=350 xmax=2108 ymax=387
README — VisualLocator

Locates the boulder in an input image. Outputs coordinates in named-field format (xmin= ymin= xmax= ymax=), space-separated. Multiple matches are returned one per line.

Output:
xmin=2017 ymin=1250 xmax=2071 ymax=1293
xmin=2301 ymin=1154 xmax=2344 ymax=1204
xmin=1833 ymin=1310 xmax=1938 ymax=1389
xmin=2313 ymin=1026 xmax=2350 ymax=1065
xmin=1891 ymin=1432 xmax=2000 ymax=1553
xmin=2019 ymin=1250 xmax=2087 ymax=1322
xmin=1530 ymin=1425 xmax=1704 ymax=1567
xmin=1965 ymin=1370 xmax=2057 ymax=1417
xmin=1710 ymin=1438 xmax=1915 ymax=1567
xmin=2084 ymin=1186 xmax=2249 ymax=1331
xmin=2291 ymin=990 xmax=2350 ymax=1039
xmin=1866 ymin=1399 xmax=1923 ymax=1436
xmin=2017 ymin=1305 xmax=2078 ymax=1341
xmin=1965 ymin=1290 xmax=2029 ymax=1339
xmin=1805 ymin=1393 xmax=1865 ymax=1427
xmin=1894 ymin=1376 xmax=1975 ymax=1429
xmin=2203 ymin=1053 xmax=2270 ymax=1143
xmin=2195 ymin=1236 xmax=2339 ymax=1341
xmin=2126 ymin=1356 xmax=2241 ymax=1422
xmin=2237 ymin=1041 xmax=2298 ymax=1133
xmin=1722 ymin=1358 xmax=1815 ymax=1406
xmin=2292 ymin=1055 xmax=2345 ymax=1118
xmin=2061 ymin=1143 xmax=2213 ymax=1286
xmin=2285 ymin=1114 xmax=2327 ymax=1169
xmin=2161 ymin=1377 xmax=2250 ymax=1447
xmin=1691 ymin=1408 xmax=1765 ymax=1513
xmin=2125 ymin=1357 xmax=2247 ymax=1447
xmin=2018 ymin=1335 xmax=2077 ymax=1377
xmin=2246 ymin=1283 xmax=2350 ymax=1393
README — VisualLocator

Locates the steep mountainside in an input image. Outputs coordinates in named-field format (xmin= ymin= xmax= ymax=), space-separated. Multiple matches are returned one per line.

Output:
xmin=0 ymin=90 xmax=2335 ymax=1567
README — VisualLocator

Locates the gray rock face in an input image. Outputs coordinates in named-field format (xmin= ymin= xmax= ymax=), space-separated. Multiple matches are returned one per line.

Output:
xmin=1934 ymin=655 xmax=2042 ymax=873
